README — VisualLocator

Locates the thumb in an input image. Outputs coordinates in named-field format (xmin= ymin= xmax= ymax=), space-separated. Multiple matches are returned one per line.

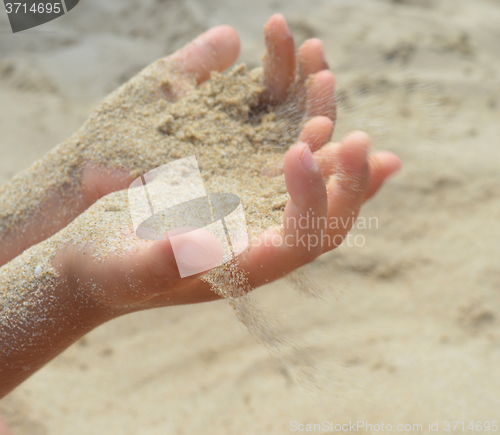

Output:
xmin=57 ymin=227 xmax=224 ymax=308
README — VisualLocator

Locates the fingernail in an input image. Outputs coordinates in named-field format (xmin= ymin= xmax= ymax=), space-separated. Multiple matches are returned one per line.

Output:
xmin=300 ymin=145 xmax=317 ymax=171
xmin=315 ymin=40 xmax=328 ymax=65
xmin=284 ymin=22 xmax=292 ymax=39
xmin=321 ymin=50 xmax=328 ymax=67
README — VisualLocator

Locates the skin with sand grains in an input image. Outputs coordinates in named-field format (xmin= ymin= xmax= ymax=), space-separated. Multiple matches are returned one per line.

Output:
xmin=0 ymin=14 xmax=400 ymax=407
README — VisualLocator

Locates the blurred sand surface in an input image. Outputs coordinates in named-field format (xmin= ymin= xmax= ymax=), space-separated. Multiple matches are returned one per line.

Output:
xmin=1 ymin=0 xmax=500 ymax=433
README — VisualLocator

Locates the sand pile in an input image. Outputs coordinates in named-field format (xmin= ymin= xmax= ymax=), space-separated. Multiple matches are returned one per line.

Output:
xmin=0 ymin=64 xmax=299 ymax=240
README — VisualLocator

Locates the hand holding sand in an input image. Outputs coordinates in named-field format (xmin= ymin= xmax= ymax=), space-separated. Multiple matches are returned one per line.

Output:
xmin=0 ymin=15 xmax=400 ymax=397
xmin=0 ymin=15 xmax=398 ymax=265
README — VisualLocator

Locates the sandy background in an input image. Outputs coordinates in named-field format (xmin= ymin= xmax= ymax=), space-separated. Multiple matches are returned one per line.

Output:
xmin=1 ymin=0 xmax=500 ymax=433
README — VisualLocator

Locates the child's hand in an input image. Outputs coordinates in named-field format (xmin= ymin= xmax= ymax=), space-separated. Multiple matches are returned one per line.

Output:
xmin=55 ymin=126 xmax=399 ymax=314
xmin=44 ymin=15 xmax=401 ymax=314
xmin=0 ymin=15 xmax=401 ymax=398
xmin=0 ymin=15 xmax=398 ymax=266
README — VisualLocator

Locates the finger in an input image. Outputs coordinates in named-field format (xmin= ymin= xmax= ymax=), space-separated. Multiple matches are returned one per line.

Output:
xmin=297 ymin=38 xmax=329 ymax=86
xmin=262 ymin=116 xmax=334 ymax=178
xmin=323 ymin=131 xmax=370 ymax=251
xmin=242 ymin=143 xmax=327 ymax=286
xmin=169 ymin=25 xmax=241 ymax=85
xmin=364 ymin=151 xmax=402 ymax=202
xmin=133 ymin=26 xmax=240 ymax=101
xmin=314 ymin=145 xmax=401 ymax=198
xmin=311 ymin=142 xmax=341 ymax=178
xmin=298 ymin=116 xmax=334 ymax=152
xmin=306 ymin=70 xmax=336 ymax=122
xmin=122 ymin=230 xmax=224 ymax=307
xmin=58 ymin=229 xmax=224 ymax=309
xmin=136 ymin=229 xmax=225 ymax=307
xmin=262 ymin=14 xmax=296 ymax=104
xmin=282 ymin=143 xmax=328 ymax=247
xmin=312 ymin=144 xmax=401 ymax=199
xmin=0 ymin=417 xmax=12 ymax=435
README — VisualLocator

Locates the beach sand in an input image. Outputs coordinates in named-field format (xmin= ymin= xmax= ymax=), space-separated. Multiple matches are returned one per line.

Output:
xmin=1 ymin=0 xmax=500 ymax=433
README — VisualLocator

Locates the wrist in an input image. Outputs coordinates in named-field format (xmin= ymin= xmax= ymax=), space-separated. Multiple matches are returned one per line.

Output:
xmin=0 ymin=254 xmax=110 ymax=398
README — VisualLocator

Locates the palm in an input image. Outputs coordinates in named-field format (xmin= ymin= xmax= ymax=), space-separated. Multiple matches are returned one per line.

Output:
xmin=54 ymin=15 xmax=400 ymax=313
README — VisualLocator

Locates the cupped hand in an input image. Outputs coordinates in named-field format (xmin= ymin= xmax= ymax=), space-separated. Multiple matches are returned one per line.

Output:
xmin=51 ymin=15 xmax=401 ymax=315
xmin=1 ymin=15 xmax=399 ymax=267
